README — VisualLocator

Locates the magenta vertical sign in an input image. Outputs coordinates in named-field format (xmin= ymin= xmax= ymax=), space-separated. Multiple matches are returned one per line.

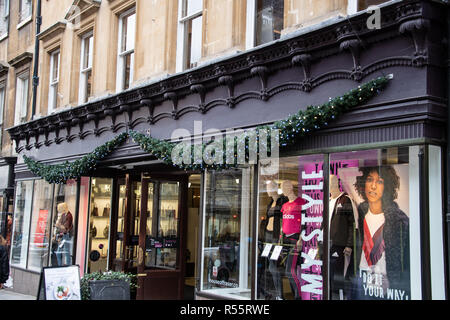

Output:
xmin=299 ymin=159 xmax=359 ymax=300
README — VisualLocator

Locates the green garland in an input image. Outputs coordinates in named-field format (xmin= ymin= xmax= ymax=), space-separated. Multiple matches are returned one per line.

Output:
xmin=24 ymin=132 xmax=129 ymax=184
xmin=24 ymin=76 xmax=390 ymax=184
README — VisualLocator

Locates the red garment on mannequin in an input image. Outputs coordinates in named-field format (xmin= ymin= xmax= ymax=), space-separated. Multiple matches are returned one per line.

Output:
xmin=280 ymin=197 xmax=305 ymax=235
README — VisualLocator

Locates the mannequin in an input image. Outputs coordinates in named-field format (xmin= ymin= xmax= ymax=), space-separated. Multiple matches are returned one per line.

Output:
xmin=279 ymin=180 xmax=306 ymax=300
xmin=263 ymin=181 xmax=288 ymax=300
xmin=55 ymin=202 xmax=73 ymax=266
xmin=328 ymin=175 xmax=356 ymax=299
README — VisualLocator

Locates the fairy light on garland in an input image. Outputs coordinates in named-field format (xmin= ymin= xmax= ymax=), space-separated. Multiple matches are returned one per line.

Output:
xmin=24 ymin=75 xmax=391 ymax=183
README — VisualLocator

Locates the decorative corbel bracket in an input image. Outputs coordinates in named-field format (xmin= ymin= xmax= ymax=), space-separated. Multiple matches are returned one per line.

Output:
xmin=190 ymin=84 xmax=206 ymax=113
xmin=103 ymin=103 xmax=116 ymax=132
xmin=250 ymin=66 xmax=269 ymax=101
xmin=340 ymin=39 xmax=364 ymax=82
xmin=291 ymin=54 xmax=312 ymax=92
xmin=399 ymin=18 xmax=430 ymax=67
xmin=118 ymin=96 xmax=133 ymax=126
xmin=164 ymin=91 xmax=179 ymax=120
xmin=218 ymin=75 xmax=235 ymax=108
xmin=140 ymin=97 xmax=154 ymax=125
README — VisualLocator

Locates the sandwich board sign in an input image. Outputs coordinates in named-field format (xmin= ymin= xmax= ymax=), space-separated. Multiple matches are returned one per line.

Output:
xmin=37 ymin=265 xmax=81 ymax=300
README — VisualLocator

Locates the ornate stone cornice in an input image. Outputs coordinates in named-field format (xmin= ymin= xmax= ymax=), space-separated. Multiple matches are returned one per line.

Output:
xmin=7 ymin=0 xmax=445 ymax=152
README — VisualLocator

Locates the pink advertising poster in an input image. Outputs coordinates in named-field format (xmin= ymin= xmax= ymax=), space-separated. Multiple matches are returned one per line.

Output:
xmin=299 ymin=158 xmax=359 ymax=300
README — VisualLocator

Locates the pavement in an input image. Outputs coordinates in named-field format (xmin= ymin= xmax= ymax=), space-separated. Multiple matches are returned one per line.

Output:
xmin=0 ymin=288 xmax=36 ymax=300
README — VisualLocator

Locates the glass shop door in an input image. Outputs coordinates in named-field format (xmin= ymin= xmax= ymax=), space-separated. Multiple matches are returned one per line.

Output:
xmin=136 ymin=173 xmax=188 ymax=300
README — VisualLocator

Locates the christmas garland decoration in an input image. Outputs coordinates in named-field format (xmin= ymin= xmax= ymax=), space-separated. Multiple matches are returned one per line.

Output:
xmin=23 ymin=132 xmax=129 ymax=184
xmin=23 ymin=75 xmax=390 ymax=184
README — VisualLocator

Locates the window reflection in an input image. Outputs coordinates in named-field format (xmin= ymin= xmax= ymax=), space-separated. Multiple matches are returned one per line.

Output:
xmin=202 ymin=168 xmax=254 ymax=299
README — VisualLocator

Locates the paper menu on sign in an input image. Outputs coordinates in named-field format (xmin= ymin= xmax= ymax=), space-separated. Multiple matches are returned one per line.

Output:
xmin=261 ymin=244 xmax=273 ymax=257
xmin=270 ymin=245 xmax=283 ymax=260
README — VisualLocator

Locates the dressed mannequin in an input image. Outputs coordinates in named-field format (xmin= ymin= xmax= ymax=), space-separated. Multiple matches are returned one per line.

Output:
xmin=264 ymin=181 xmax=288 ymax=300
xmin=329 ymin=175 xmax=356 ymax=299
xmin=55 ymin=202 xmax=73 ymax=266
xmin=279 ymin=180 xmax=306 ymax=300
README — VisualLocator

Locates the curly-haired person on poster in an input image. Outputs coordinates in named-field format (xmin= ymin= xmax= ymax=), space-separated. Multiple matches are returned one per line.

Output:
xmin=352 ymin=166 xmax=410 ymax=300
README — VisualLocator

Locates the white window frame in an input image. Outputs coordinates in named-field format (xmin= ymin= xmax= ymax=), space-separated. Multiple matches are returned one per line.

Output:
xmin=245 ymin=0 xmax=256 ymax=50
xmin=48 ymin=49 xmax=60 ymax=114
xmin=14 ymin=71 xmax=29 ymax=126
xmin=347 ymin=0 xmax=359 ymax=15
xmin=79 ymin=32 xmax=93 ymax=104
xmin=116 ymin=7 xmax=136 ymax=92
xmin=176 ymin=0 xmax=203 ymax=73
xmin=0 ymin=0 xmax=10 ymax=39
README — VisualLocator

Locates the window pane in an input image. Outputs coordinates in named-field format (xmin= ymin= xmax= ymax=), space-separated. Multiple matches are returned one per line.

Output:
xmin=20 ymin=76 xmax=29 ymax=120
xmin=85 ymin=69 xmax=92 ymax=101
xmin=87 ymin=178 xmax=112 ymax=273
xmin=257 ymin=155 xmax=324 ymax=300
xmin=28 ymin=180 xmax=53 ymax=271
xmin=188 ymin=16 xmax=202 ymax=68
xmin=123 ymin=52 xmax=134 ymax=90
xmin=256 ymin=0 xmax=284 ymax=46
xmin=202 ymin=167 xmax=254 ymax=299
xmin=51 ymin=52 xmax=59 ymax=82
xmin=329 ymin=147 xmax=413 ymax=300
xmin=49 ymin=180 xmax=77 ymax=267
xmin=121 ymin=12 xmax=135 ymax=53
xmin=186 ymin=0 xmax=202 ymax=16
xmin=10 ymin=180 xmax=33 ymax=268
xmin=82 ymin=36 xmax=93 ymax=70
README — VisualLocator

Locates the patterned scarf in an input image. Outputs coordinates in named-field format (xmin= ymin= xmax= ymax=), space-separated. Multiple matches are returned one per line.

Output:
xmin=362 ymin=218 xmax=385 ymax=266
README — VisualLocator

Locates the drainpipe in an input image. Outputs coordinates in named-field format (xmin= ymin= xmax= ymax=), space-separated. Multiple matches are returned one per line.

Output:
xmin=31 ymin=0 xmax=42 ymax=119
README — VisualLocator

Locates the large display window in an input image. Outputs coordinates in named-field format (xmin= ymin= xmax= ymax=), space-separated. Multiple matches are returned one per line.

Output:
xmin=86 ymin=178 xmax=113 ymax=273
xmin=49 ymin=180 xmax=78 ymax=267
xmin=329 ymin=147 xmax=419 ymax=300
xmin=257 ymin=154 xmax=325 ymax=300
xmin=201 ymin=167 xmax=255 ymax=299
xmin=10 ymin=180 xmax=33 ymax=268
xmin=27 ymin=180 xmax=53 ymax=271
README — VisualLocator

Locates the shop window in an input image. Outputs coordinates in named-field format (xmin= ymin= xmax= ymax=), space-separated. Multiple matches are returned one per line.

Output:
xmin=87 ymin=178 xmax=112 ymax=273
xmin=14 ymin=70 xmax=29 ymax=126
xmin=10 ymin=180 xmax=33 ymax=268
xmin=49 ymin=180 xmax=77 ymax=267
xmin=329 ymin=146 xmax=419 ymax=300
xmin=201 ymin=167 xmax=254 ymax=299
xmin=116 ymin=8 xmax=135 ymax=92
xmin=48 ymin=49 xmax=60 ymax=114
xmin=27 ymin=180 xmax=54 ymax=271
xmin=79 ymin=32 xmax=93 ymax=104
xmin=144 ymin=181 xmax=181 ymax=269
xmin=257 ymin=154 xmax=325 ymax=300
xmin=176 ymin=0 xmax=203 ymax=71
xmin=255 ymin=0 xmax=284 ymax=46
